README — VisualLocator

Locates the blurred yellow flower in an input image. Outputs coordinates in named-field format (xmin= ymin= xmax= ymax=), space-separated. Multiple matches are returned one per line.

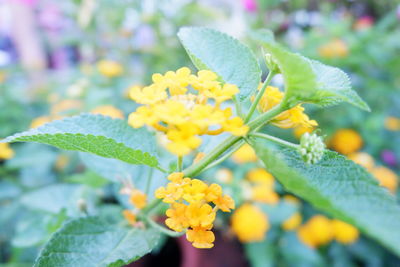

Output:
xmin=297 ymin=215 xmax=333 ymax=248
xmin=51 ymin=99 xmax=82 ymax=115
xmin=348 ymin=152 xmax=374 ymax=170
xmin=331 ymin=219 xmax=359 ymax=244
xmin=282 ymin=212 xmax=302 ymax=231
xmin=293 ymin=124 xmax=315 ymax=139
xmin=329 ymin=129 xmax=363 ymax=155
xmin=246 ymin=168 xmax=274 ymax=186
xmin=97 ymin=60 xmax=123 ymax=78
xmin=54 ymin=154 xmax=69 ymax=171
xmin=30 ymin=116 xmax=55 ymax=129
xmin=385 ymin=116 xmax=400 ymax=131
xmin=231 ymin=203 xmax=269 ymax=243
xmin=231 ymin=144 xmax=257 ymax=163
xmin=129 ymin=189 xmax=147 ymax=209
xmin=318 ymin=39 xmax=348 ymax=58
xmin=0 ymin=143 xmax=14 ymax=160
xmin=91 ymin=105 xmax=124 ymax=119
xmin=252 ymin=185 xmax=279 ymax=204
xmin=371 ymin=166 xmax=398 ymax=193
xmin=123 ymin=210 xmax=137 ymax=226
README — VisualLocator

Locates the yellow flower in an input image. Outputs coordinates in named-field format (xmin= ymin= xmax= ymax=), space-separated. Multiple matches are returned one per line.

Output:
xmin=186 ymin=226 xmax=215 ymax=249
xmin=293 ymin=124 xmax=315 ymax=139
xmin=91 ymin=105 xmax=124 ymax=119
xmin=182 ymin=179 xmax=208 ymax=203
xmin=152 ymin=67 xmax=191 ymax=95
xmin=205 ymin=183 xmax=222 ymax=202
xmin=215 ymin=168 xmax=233 ymax=184
xmin=129 ymin=85 xmax=167 ymax=105
xmin=252 ymin=184 xmax=279 ymax=204
xmin=318 ymin=39 xmax=348 ymax=58
xmin=51 ymin=99 xmax=82 ymax=115
xmin=371 ymin=166 xmax=398 ymax=193
xmin=166 ymin=124 xmax=202 ymax=156
xmin=165 ymin=203 xmax=189 ymax=232
xmin=128 ymin=106 xmax=159 ymax=128
xmin=123 ymin=210 xmax=137 ymax=226
xmin=222 ymin=116 xmax=249 ymax=136
xmin=231 ymin=203 xmax=269 ymax=243
xmin=231 ymin=144 xmax=257 ymax=163
xmin=129 ymin=190 xmax=147 ymax=209
xmin=204 ymin=83 xmax=239 ymax=104
xmin=185 ymin=202 xmax=216 ymax=228
xmin=213 ymin=194 xmax=235 ymax=212
xmin=0 ymin=143 xmax=14 ymax=160
xmin=348 ymin=152 xmax=374 ymax=170
xmin=385 ymin=116 xmax=400 ymax=131
xmin=247 ymin=168 xmax=274 ymax=187
xmin=97 ymin=60 xmax=123 ymax=78
xmin=331 ymin=219 xmax=359 ymax=244
xmin=282 ymin=212 xmax=302 ymax=231
xmin=329 ymin=129 xmax=363 ymax=155
xmin=297 ymin=215 xmax=333 ymax=248
xmin=258 ymin=86 xmax=317 ymax=129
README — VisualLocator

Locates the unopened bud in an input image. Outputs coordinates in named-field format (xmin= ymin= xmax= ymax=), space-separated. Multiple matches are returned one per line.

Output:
xmin=77 ymin=198 xmax=88 ymax=214
xmin=298 ymin=132 xmax=325 ymax=164
xmin=264 ymin=53 xmax=280 ymax=73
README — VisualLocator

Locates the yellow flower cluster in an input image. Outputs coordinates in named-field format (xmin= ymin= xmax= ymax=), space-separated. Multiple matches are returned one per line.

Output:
xmin=128 ymin=67 xmax=248 ymax=156
xmin=258 ymin=86 xmax=317 ymax=129
xmin=0 ymin=142 xmax=14 ymax=160
xmin=297 ymin=215 xmax=359 ymax=248
xmin=231 ymin=203 xmax=269 ymax=242
xmin=155 ymin=172 xmax=234 ymax=248
xmin=329 ymin=129 xmax=363 ymax=155
xmin=122 ymin=188 xmax=148 ymax=226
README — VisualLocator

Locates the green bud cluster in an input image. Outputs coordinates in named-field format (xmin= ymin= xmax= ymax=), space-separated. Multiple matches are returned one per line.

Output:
xmin=298 ymin=132 xmax=325 ymax=164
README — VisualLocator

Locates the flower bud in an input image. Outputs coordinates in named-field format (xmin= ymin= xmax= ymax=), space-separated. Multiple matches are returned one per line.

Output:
xmin=298 ymin=132 xmax=325 ymax=164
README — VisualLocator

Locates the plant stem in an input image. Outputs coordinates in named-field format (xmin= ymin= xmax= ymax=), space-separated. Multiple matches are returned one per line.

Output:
xmin=233 ymin=96 xmax=243 ymax=118
xmin=249 ymin=133 xmax=299 ymax=149
xmin=177 ymin=156 xmax=183 ymax=172
xmin=245 ymin=70 xmax=276 ymax=123
xmin=203 ymin=140 xmax=245 ymax=172
xmin=142 ymin=216 xmax=185 ymax=237
xmin=155 ymin=165 xmax=168 ymax=173
xmin=145 ymin=168 xmax=154 ymax=195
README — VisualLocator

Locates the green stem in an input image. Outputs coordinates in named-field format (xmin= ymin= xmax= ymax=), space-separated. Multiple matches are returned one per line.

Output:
xmin=145 ymin=168 xmax=154 ymax=195
xmin=155 ymin=165 xmax=168 ymax=173
xmin=247 ymin=102 xmax=287 ymax=130
xmin=245 ymin=70 xmax=276 ymax=123
xmin=233 ymin=96 xmax=243 ymax=118
xmin=177 ymin=156 xmax=183 ymax=172
xmin=143 ymin=216 xmax=185 ymax=237
xmin=203 ymin=140 xmax=245 ymax=172
xmin=141 ymin=198 xmax=162 ymax=214
xmin=249 ymin=133 xmax=299 ymax=149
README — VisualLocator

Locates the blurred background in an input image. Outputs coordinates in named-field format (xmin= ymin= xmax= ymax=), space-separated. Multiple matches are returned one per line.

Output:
xmin=0 ymin=0 xmax=399 ymax=266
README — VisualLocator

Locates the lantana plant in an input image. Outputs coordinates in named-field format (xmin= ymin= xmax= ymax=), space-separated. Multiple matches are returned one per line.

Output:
xmin=4 ymin=27 xmax=400 ymax=266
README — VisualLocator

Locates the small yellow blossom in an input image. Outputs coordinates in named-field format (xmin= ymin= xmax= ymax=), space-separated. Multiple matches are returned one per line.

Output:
xmin=348 ymin=152 xmax=374 ymax=170
xmin=231 ymin=203 xmax=269 ymax=243
xmin=30 ymin=116 xmax=59 ymax=129
xmin=51 ymin=99 xmax=82 ymax=115
xmin=186 ymin=226 xmax=215 ymax=249
xmin=318 ymin=39 xmax=348 ymax=58
xmin=293 ymin=125 xmax=315 ymax=139
xmin=215 ymin=168 xmax=233 ymax=184
xmin=371 ymin=166 xmax=398 ymax=193
xmin=97 ymin=60 xmax=123 ymax=78
xmin=231 ymin=144 xmax=257 ymax=163
xmin=252 ymin=184 xmax=279 ymax=204
xmin=0 ymin=143 xmax=14 ymax=160
xmin=297 ymin=215 xmax=333 ymax=248
xmin=246 ymin=168 xmax=274 ymax=187
xmin=129 ymin=190 xmax=147 ymax=209
xmin=155 ymin=173 xmax=234 ymax=248
xmin=283 ymin=195 xmax=300 ymax=205
xmin=331 ymin=219 xmax=359 ymax=244
xmin=123 ymin=210 xmax=137 ymax=226
xmin=282 ymin=212 xmax=302 ymax=231
xmin=385 ymin=117 xmax=400 ymax=131
xmin=128 ymin=67 xmax=247 ymax=156
xmin=91 ymin=105 xmax=124 ymax=119
xmin=258 ymin=86 xmax=317 ymax=129
xmin=329 ymin=129 xmax=363 ymax=155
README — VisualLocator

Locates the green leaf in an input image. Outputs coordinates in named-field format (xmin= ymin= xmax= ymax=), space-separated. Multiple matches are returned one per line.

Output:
xmin=2 ymin=114 xmax=159 ymax=168
xmin=178 ymin=27 xmax=261 ymax=101
xmin=67 ymin=171 xmax=109 ymax=188
xmin=251 ymin=30 xmax=370 ymax=111
xmin=34 ymin=217 xmax=160 ymax=267
xmin=252 ymin=139 xmax=400 ymax=256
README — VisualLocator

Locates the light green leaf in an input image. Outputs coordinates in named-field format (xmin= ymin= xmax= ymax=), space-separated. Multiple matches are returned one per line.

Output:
xmin=178 ymin=27 xmax=261 ymax=101
xmin=252 ymin=139 xmax=400 ymax=256
xmin=34 ymin=217 xmax=160 ymax=267
xmin=251 ymin=30 xmax=369 ymax=111
xmin=2 ymin=114 xmax=159 ymax=168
